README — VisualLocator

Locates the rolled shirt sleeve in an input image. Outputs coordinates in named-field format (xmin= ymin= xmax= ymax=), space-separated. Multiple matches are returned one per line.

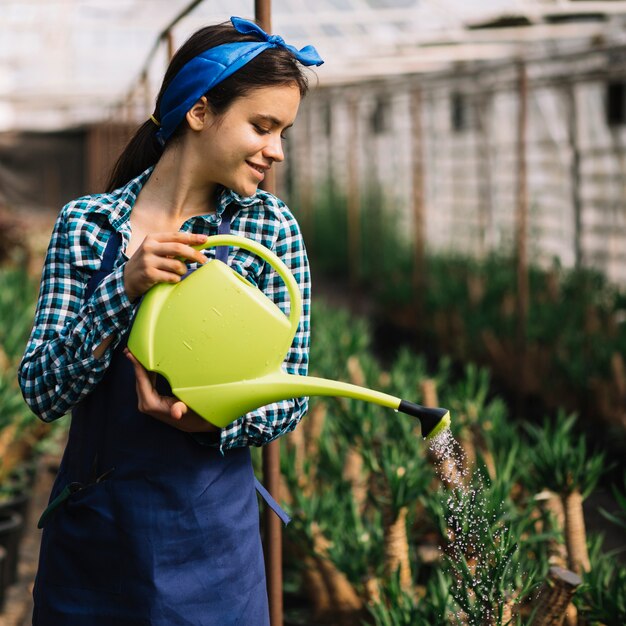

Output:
xmin=18 ymin=204 xmax=135 ymax=422
xmin=19 ymin=176 xmax=311 ymax=448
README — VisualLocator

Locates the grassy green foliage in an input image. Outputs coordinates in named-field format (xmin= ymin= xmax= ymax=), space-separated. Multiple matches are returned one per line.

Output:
xmin=575 ymin=534 xmax=626 ymax=625
xmin=523 ymin=411 xmax=606 ymax=497
xmin=275 ymin=301 xmax=623 ymax=625
xmin=295 ymin=191 xmax=626 ymax=445
xmin=0 ymin=267 xmax=37 ymax=362
xmin=0 ymin=267 xmax=37 ymax=434
xmin=367 ymin=569 xmax=454 ymax=625
xmin=0 ymin=266 xmax=61 ymax=480
xmin=599 ymin=473 xmax=626 ymax=532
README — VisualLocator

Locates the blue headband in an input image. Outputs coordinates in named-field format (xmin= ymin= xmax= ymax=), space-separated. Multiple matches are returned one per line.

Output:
xmin=154 ymin=16 xmax=324 ymax=145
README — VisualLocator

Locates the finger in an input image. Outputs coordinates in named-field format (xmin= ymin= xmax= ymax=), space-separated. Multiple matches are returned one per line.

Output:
xmin=149 ymin=256 xmax=189 ymax=276
xmin=153 ymin=242 xmax=208 ymax=266
xmin=170 ymin=401 xmax=188 ymax=421
xmin=151 ymin=232 xmax=208 ymax=245
xmin=136 ymin=268 xmax=189 ymax=286
xmin=144 ymin=270 xmax=189 ymax=291
xmin=125 ymin=350 xmax=157 ymax=401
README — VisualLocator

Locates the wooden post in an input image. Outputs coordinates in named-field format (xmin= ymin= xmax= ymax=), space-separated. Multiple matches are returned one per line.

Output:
xmin=166 ymin=30 xmax=175 ymax=61
xmin=515 ymin=62 xmax=529 ymax=406
xmin=141 ymin=72 xmax=151 ymax=120
xmin=347 ymin=95 xmax=360 ymax=293
xmin=86 ymin=125 xmax=101 ymax=193
xmin=255 ymin=0 xmax=272 ymax=33
xmin=410 ymin=87 xmax=426 ymax=322
xmin=565 ymin=84 xmax=582 ymax=269
xmin=475 ymin=91 xmax=493 ymax=257
xmin=300 ymin=109 xmax=314 ymax=247
xmin=254 ymin=6 xmax=283 ymax=626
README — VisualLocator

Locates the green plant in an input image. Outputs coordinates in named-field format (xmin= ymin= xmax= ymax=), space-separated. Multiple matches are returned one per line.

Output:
xmin=439 ymin=469 xmax=545 ymax=624
xmin=366 ymin=568 xmax=454 ymax=625
xmin=274 ymin=300 xmax=623 ymax=625
xmin=524 ymin=411 xmax=607 ymax=574
xmin=575 ymin=534 xmax=626 ymax=625
xmin=523 ymin=412 xmax=605 ymax=499
xmin=0 ymin=266 xmax=60 ymax=484
xmin=0 ymin=267 xmax=37 ymax=362
xmin=363 ymin=423 xmax=433 ymax=518
xmin=309 ymin=298 xmax=371 ymax=380
xmin=599 ymin=472 xmax=626 ymax=533
xmin=299 ymin=183 xmax=626 ymax=444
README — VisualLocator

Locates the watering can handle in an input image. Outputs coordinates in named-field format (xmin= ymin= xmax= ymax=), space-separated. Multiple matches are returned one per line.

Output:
xmin=194 ymin=234 xmax=302 ymax=339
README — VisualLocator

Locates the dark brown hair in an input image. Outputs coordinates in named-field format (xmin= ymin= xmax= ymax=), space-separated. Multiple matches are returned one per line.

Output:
xmin=105 ymin=22 xmax=310 ymax=192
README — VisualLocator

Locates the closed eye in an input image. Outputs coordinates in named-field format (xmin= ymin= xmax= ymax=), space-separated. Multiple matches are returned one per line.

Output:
xmin=254 ymin=123 xmax=288 ymax=142
xmin=253 ymin=124 xmax=271 ymax=135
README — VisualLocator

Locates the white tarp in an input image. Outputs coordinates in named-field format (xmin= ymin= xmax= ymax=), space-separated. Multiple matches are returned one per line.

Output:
xmin=0 ymin=0 xmax=583 ymax=132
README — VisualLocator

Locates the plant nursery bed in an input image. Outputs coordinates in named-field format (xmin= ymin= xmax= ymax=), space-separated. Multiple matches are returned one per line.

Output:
xmin=281 ymin=297 xmax=626 ymax=625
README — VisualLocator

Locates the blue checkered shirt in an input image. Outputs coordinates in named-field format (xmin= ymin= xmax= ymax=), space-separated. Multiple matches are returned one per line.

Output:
xmin=18 ymin=167 xmax=310 ymax=451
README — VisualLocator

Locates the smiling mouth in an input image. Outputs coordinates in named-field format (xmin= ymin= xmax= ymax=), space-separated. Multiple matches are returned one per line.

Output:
xmin=247 ymin=161 xmax=268 ymax=176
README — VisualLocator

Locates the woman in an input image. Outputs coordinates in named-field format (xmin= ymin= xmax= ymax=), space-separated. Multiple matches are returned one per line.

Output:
xmin=19 ymin=17 xmax=322 ymax=625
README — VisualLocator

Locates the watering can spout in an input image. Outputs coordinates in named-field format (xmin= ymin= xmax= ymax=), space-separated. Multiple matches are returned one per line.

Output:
xmin=276 ymin=375 xmax=450 ymax=439
xmin=396 ymin=400 xmax=450 ymax=439
xmin=175 ymin=372 xmax=450 ymax=439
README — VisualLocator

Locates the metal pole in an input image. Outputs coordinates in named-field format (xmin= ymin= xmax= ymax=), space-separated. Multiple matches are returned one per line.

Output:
xmin=255 ymin=6 xmax=283 ymax=626
xmin=515 ymin=62 xmax=529 ymax=408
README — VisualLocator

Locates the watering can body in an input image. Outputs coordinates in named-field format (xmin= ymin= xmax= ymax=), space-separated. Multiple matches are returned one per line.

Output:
xmin=127 ymin=235 xmax=306 ymax=427
xmin=127 ymin=235 xmax=450 ymax=438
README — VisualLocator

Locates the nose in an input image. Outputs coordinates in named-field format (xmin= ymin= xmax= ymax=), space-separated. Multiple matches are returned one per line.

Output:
xmin=263 ymin=133 xmax=285 ymax=163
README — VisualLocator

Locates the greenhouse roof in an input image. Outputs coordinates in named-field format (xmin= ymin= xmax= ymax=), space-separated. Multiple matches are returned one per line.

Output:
xmin=1 ymin=0 xmax=626 ymax=131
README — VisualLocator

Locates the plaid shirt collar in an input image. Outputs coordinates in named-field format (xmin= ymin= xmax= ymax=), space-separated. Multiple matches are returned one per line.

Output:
xmin=91 ymin=166 xmax=264 ymax=230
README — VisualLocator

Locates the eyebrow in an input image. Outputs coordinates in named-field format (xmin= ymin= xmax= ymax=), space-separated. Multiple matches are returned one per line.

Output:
xmin=254 ymin=114 xmax=293 ymax=130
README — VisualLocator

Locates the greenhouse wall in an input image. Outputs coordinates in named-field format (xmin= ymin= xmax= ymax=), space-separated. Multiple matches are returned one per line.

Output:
xmin=0 ymin=123 xmax=135 ymax=213
xmin=286 ymin=43 xmax=626 ymax=285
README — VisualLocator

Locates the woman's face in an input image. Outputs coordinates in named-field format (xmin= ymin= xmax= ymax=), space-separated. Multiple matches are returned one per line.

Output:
xmin=192 ymin=83 xmax=301 ymax=198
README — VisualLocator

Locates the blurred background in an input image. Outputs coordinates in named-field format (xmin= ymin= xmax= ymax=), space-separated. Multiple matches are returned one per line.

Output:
xmin=1 ymin=1 xmax=626 ymax=625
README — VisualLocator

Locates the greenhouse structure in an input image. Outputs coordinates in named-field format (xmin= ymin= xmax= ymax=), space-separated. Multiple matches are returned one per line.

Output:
xmin=1 ymin=1 xmax=625 ymax=625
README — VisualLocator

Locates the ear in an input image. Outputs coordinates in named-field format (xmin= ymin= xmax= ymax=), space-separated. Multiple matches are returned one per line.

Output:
xmin=185 ymin=96 xmax=212 ymax=132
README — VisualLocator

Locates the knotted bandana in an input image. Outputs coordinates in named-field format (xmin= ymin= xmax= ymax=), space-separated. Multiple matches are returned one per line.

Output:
xmin=155 ymin=16 xmax=324 ymax=145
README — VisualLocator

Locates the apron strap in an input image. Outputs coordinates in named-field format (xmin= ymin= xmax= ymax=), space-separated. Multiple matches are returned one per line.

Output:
xmin=180 ymin=206 xmax=233 ymax=280
xmin=254 ymin=477 xmax=291 ymax=526
xmin=84 ymin=231 xmax=122 ymax=300
xmin=215 ymin=205 xmax=233 ymax=263
xmin=43 ymin=230 xmax=123 ymax=526
xmin=75 ymin=231 xmax=124 ymax=483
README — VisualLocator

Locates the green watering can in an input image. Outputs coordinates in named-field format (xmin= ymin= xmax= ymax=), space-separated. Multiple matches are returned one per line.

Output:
xmin=127 ymin=235 xmax=450 ymax=439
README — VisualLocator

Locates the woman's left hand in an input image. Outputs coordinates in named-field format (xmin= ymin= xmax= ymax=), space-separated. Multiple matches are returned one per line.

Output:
xmin=124 ymin=348 xmax=219 ymax=433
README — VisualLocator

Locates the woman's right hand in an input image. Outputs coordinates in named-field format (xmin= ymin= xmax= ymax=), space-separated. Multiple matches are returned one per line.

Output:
xmin=123 ymin=232 xmax=209 ymax=302
xmin=124 ymin=349 xmax=219 ymax=433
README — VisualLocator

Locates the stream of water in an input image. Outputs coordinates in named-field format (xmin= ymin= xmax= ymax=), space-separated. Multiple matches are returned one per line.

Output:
xmin=428 ymin=428 xmax=516 ymax=625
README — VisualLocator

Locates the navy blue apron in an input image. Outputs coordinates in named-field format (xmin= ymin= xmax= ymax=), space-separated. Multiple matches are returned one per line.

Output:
xmin=33 ymin=214 xmax=280 ymax=625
